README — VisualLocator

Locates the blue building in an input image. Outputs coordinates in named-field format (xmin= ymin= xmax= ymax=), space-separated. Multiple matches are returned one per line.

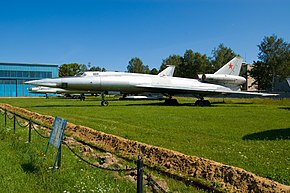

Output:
xmin=0 ymin=62 xmax=58 ymax=97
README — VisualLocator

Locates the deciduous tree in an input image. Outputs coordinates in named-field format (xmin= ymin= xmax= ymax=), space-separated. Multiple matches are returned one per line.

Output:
xmin=160 ymin=51 xmax=210 ymax=78
xmin=251 ymin=34 xmax=290 ymax=90
xmin=59 ymin=63 xmax=87 ymax=77
xmin=249 ymin=61 xmax=272 ymax=90
xmin=150 ymin=68 xmax=158 ymax=75
xmin=160 ymin=54 xmax=183 ymax=76
xmin=127 ymin=57 xmax=149 ymax=73
xmin=89 ymin=66 xmax=106 ymax=72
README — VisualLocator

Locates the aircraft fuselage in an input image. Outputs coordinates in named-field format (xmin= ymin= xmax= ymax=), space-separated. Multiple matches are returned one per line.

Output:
xmin=26 ymin=72 xmax=231 ymax=95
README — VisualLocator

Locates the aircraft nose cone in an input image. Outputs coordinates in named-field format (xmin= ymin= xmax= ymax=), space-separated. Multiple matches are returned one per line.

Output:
xmin=24 ymin=80 xmax=36 ymax=84
xmin=24 ymin=78 xmax=62 ymax=87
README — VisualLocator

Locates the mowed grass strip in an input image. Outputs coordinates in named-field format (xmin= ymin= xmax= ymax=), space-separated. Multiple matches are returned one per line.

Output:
xmin=1 ymin=97 xmax=290 ymax=185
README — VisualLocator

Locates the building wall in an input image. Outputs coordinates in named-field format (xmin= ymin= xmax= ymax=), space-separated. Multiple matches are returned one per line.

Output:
xmin=0 ymin=62 xmax=58 ymax=97
xmin=244 ymin=64 xmax=257 ymax=91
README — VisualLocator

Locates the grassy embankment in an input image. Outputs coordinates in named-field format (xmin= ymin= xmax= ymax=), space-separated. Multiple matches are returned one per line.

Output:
xmin=0 ymin=96 xmax=290 ymax=186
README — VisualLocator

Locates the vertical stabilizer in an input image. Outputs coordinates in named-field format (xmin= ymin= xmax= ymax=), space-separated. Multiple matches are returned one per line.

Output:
xmin=214 ymin=57 xmax=243 ymax=76
xmin=158 ymin=65 xmax=176 ymax=77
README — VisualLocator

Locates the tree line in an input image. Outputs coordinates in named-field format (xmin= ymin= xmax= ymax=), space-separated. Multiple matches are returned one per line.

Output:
xmin=59 ymin=34 xmax=289 ymax=90
xmin=127 ymin=43 xmax=237 ymax=79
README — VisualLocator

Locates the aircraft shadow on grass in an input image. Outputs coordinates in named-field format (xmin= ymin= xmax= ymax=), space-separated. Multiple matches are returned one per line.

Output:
xmin=125 ymin=102 xmax=195 ymax=107
xmin=28 ymin=100 xmax=254 ymax=108
xmin=125 ymin=101 xmax=254 ymax=107
xmin=279 ymin=107 xmax=290 ymax=111
xmin=242 ymin=128 xmax=290 ymax=140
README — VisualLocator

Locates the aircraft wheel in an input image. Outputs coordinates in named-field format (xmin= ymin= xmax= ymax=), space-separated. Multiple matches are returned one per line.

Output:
xmin=79 ymin=96 xmax=85 ymax=101
xmin=101 ymin=100 xmax=109 ymax=106
xmin=195 ymin=100 xmax=211 ymax=106
xmin=204 ymin=100 xmax=211 ymax=106
xmin=164 ymin=98 xmax=178 ymax=105
xmin=195 ymin=100 xmax=203 ymax=106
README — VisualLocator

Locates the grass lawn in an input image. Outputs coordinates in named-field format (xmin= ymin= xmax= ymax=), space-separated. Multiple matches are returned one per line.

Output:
xmin=0 ymin=116 xmax=136 ymax=193
xmin=1 ymin=96 xmax=290 ymax=186
xmin=0 ymin=101 xmax=207 ymax=193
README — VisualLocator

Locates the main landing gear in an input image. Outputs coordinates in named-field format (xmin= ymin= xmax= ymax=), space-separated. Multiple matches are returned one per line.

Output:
xmin=195 ymin=99 xmax=211 ymax=106
xmin=164 ymin=95 xmax=179 ymax=105
xmin=79 ymin=94 xmax=86 ymax=101
xmin=101 ymin=92 xmax=108 ymax=106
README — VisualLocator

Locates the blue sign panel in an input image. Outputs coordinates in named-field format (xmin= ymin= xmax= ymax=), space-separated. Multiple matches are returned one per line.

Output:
xmin=46 ymin=116 xmax=67 ymax=174
xmin=48 ymin=117 xmax=67 ymax=149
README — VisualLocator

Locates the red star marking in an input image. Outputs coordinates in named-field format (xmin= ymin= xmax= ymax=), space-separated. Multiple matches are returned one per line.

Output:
xmin=228 ymin=63 xmax=233 ymax=69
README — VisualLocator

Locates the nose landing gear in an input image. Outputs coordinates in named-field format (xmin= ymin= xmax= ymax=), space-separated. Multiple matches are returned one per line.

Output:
xmin=101 ymin=91 xmax=108 ymax=106
xmin=101 ymin=100 xmax=108 ymax=106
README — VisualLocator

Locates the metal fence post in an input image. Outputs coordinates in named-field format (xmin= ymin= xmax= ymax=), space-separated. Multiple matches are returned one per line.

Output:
xmin=13 ymin=113 xmax=16 ymax=134
xmin=4 ymin=109 xmax=7 ymax=128
xmin=28 ymin=118 xmax=32 ymax=142
xmin=137 ymin=155 xmax=143 ymax=193
xmin=57 ymin=144 xmax=62 ymax=168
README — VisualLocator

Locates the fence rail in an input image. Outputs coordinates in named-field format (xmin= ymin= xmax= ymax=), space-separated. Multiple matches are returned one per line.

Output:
xmin=0 ymin=107 xmax=168 ymax=193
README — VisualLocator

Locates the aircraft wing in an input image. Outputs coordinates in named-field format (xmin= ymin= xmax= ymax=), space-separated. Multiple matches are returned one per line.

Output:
xmin=136 ymin=84 xmax=278 ymax=97
xmin=216 ymin=90 xmax=278 ymax=97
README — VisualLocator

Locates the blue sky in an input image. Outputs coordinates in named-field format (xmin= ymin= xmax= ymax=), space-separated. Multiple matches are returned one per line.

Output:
xmin=0 ymin=0 xmax=289 ymax=71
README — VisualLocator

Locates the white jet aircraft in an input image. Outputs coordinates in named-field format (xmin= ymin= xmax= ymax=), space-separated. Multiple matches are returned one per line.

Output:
xmin=25 ymin=65 xmax=277 ymax=106
xmin=28 ymin=65 xmax=175 ymax=101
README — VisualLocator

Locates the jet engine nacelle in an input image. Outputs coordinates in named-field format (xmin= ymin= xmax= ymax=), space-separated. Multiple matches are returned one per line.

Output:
xmin=198 ymin=74 xmax=246 ymax=86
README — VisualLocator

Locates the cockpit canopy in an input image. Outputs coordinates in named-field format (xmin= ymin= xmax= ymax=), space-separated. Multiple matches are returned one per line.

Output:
xmin=77 ymin=71 xmax=100 ymax=77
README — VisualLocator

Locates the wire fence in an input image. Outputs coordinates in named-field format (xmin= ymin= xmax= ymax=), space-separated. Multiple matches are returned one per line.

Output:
xmin=30 ymin=122 xmax=49 ymax=139
xmin=62 ymin=141 xmax=137 ymax=172
xmin=15 ymin=116 xmax=30 ymax=128
xmin=0 ymin=107 xmax=168 ymax=193
xmin=146 ymin=172 xmax=168 ymax=193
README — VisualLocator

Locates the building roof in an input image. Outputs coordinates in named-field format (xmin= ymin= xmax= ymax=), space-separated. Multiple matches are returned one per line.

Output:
xmin=0 ymin=62 xmax=58 ymax=67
